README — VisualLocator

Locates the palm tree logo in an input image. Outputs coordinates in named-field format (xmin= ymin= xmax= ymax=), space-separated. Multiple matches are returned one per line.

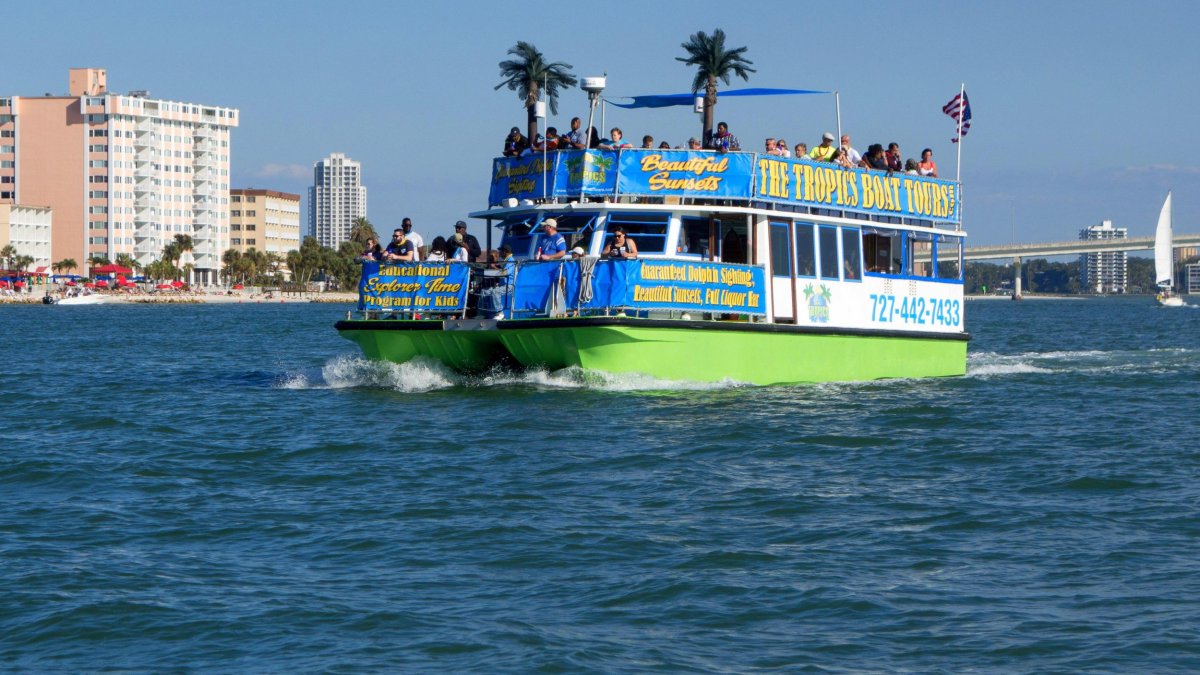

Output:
xmin=802 ymin=283 xmax=832 ymax=323
xmin=565 ymin=151 xmax=613 ymax=185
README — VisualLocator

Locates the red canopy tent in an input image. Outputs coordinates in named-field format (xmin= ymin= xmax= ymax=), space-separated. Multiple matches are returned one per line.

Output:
xmin=171 ymin=280 xmax=185 ymax=289
xmin=92 ymin=264 xmax=133 ymax=275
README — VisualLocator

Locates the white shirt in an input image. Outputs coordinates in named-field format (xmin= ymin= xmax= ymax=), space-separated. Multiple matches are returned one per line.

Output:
xmin=404 ymin=231 xmax=424 ymax=261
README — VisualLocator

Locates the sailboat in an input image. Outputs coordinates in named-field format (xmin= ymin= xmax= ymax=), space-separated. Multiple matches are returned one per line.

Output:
xmin=1154 ymin=192 xmax=1185 ymax=307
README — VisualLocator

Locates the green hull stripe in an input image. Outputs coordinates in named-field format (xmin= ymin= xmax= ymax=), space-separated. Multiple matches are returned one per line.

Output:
xmin=337 ymin=319 xmax=965 ymax=384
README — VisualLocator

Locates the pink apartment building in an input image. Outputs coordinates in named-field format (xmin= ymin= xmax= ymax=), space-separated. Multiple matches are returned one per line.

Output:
xmin=0 ymin=68 xmax=238 ymax=282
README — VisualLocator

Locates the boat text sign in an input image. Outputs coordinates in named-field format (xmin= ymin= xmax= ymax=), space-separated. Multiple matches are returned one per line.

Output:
xmin=510 ymin=259 xmax=766 ymax=316
xmin=488 ymin=151 xmax=960 ymax=223
xmin=616 ymin=151 xmax=754 ymax=198
xmin=756 ymin=157 xmax=960 ymax=221
xmin=357 ymin=261 xmax=469 ymax=312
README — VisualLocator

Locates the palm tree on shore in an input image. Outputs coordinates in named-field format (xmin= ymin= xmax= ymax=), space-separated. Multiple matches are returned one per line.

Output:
xmin=349 ymin=217 xmax=377 ymax=246
xmin=677 ymin=29 xmax=755 ymax=145
xmin=0 ymin=244 xmax=16 ymax=270
xmin=53 ymin=258 xmax=78 ymax=275
xmin=496 ymin=41 xmax=578 ymax=147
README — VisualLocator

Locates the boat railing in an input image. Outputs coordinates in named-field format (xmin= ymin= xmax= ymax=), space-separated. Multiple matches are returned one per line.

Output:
xmin=353 ymin=258 xmax=768 ymax=322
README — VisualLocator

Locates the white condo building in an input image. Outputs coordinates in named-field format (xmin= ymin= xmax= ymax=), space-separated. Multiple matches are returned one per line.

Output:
xmin=309 ymin=152 xmax=367 ymax=248
xmin=0 ymin=68 xmax=238 ymax=283
xmin=1079 ymin=220 xmax=1128 ymax=294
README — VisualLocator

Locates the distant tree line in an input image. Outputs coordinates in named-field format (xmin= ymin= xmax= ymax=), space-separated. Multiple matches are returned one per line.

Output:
xmin=964 ymin=255 xmax=1198 ymax=294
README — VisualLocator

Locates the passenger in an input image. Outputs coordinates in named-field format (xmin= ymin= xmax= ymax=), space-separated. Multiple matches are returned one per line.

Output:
xmin=360 ymin=237 xmax=382 ymax=262
xmin=384 ymin=228 xmax=415 ymax=262
xmin=709 ymin=121 xmax=740 ymax=152
xmin=641 ymin=135 xmax=655 ymax=149
xmin=600 ymin=127 xmax=632 ymax=149
xmin=776 ymin=138 xmax=791 ymax=158
xmin=535 ymin=218 xmax=567 ymax=260
xmin=522 ymin=134 xmax=543 ymax=155
xmin=794 ymin=142 xmax=808 ymax=159
xmin=831 ymin=148 xmax=853 ymax=168
xmin=587 ymin=126 xmax=601 ymax=149
xmin=862 ymin=144 xmax=890 ymax=171
xmin=839 ymin=134 xmax=862 ymax=166
xmin=885 ymin=142 xmax=903 ymax=172
xmin=808 ymin=132 xmax=836 ymax=161
xmin=918 ymin=148 xmax=938 ymax=177
xmin=844 ymin=258 xmax=859 ymax=280
xmin=455 ymin=220 xmax=482 ymax=261
xmin=401 ymin=217 xmax=425 ymax=260
xmin=658 ymin=141 xmax=671 ymax=149
xmin=482 ymin=244 xmax=516 ymax=319
xmin=539 ymin=127 xmax=561 ymax=151
xmin=602 ymin=226 xmax=639 ymax=259
xmin=503 ymin=126 xmax=529 ymax=157
xmin=449 ymin=233 xmax=470 ymax=262
xmin=764 ymin=137 xmax=780 ymax=155
xmin=570 ymin=246 xmax=586 ymax=259
xmin=904 ymin=158 xmax=920 ymax=174
xmin=426 ymin=236 xmax=448 ymax=262
xmin=562 ymin=117 xmax=586 ymax=150
xmin=687 ymin=137 xmax=703 ymax=150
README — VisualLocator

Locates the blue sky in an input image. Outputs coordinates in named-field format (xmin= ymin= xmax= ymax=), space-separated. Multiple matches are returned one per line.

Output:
xmin=5 ymin=0 xmax=1199 ymax=247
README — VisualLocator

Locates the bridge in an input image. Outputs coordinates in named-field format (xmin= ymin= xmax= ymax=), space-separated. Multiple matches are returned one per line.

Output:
xmin=962 ymin=233 xmax=1200 ymax=261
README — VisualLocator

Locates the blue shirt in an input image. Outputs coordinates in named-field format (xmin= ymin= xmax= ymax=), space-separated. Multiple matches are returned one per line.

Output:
xmin=537 ymin=233 xmax=567 ymax=258
xmin=385 ymin=240 xmax=414 ymax=259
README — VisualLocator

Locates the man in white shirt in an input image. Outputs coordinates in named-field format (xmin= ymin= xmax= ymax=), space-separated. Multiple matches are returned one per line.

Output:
xmin=840 ymin=134 xmax=862 ymax=167
xmin=401 ymin=218 xmax=425 ymax=260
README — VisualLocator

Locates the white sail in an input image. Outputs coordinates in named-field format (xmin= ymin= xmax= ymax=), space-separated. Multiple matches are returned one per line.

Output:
xmin=1154 ymin=192 xmax=1173 ymax=288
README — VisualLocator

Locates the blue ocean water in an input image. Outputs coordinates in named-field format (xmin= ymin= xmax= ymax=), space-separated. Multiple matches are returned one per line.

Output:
xmin=1 ymin=297 xmax=1198 ymax=671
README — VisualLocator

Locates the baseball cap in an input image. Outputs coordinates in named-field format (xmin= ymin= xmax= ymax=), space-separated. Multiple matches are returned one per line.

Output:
xmin=822 ymin=132 xmax=834 ymax=141
xmin=571 ymin=246 xmax=585 ymax=256
xmin=510 ymin=126 xmax=520 ymax=134
xmin=455 ymin=220 xmax=467 ymax=229
xmin=542 ymin=218 xmax=558 ymax=229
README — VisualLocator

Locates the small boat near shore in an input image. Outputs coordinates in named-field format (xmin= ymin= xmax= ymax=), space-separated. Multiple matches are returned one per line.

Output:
xmin=51 ymin=290 xmax=106 ymax=305
xmin=337 ymin=143 xmax=969 ymax=384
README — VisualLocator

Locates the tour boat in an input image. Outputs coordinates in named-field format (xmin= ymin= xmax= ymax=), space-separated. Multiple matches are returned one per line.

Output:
xmin=337 ymin=148 xmax=969 ymax=384
xmin=1154 ymin=192 xmax=1185 ymax=307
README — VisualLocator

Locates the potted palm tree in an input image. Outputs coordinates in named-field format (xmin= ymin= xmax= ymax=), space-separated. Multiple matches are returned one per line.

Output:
xmin=495 ymin=42 xmax=578 ymax=150
xmin=677 ymin=29 xmax=755 ymax=147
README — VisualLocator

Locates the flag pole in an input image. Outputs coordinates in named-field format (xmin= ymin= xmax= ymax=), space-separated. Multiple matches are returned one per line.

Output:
xmin=834 ymin=91 xmax=842 ymax=142
xmin=955 ymin=82 xmax=964 ymax=232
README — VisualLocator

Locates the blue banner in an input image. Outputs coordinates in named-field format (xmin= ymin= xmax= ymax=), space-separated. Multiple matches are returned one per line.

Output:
xmin=617 ymin=150 xmax=754 ymax=198
xmin=509 ymin=259 xmax=766 ymax=317
xmin=488 ymin=150 xmax=961 ymax=223
xmin=357 ymin=261 xmax=470 ymax=312
xmin=755 ymin=156 xmax=960 ymax=221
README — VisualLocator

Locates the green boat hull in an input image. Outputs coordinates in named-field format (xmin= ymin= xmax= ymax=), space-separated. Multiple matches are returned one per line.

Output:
xmin=336 ymin=319 xmax=508 ymax=372
xmin=338 ymin=317 xmax=967 ymax=384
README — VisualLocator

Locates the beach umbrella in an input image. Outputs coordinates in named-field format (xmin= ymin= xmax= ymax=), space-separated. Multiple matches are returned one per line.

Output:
xmin=171 ymin=280 xmax=185 ymax=289
xmin=92 ymin=264 xmax=133 ymax=275
xmin=66 ymin=281 xmax=77 ymax=287
xmin=156 ymin=283 xmax=173 ymax=289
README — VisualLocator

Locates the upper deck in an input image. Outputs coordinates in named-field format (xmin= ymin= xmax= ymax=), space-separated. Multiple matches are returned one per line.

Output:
xmin=486 ymin=149 xmax=960 ymax=227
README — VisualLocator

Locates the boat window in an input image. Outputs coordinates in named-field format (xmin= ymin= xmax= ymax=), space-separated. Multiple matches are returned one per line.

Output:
xmin=501 ymin=213 xmax=597 ymax=259
xmin=769 ymin=222 xmax=791 ymax=277
xmin=795 ymin=222 xmax=816 ymax=277
xmin=818 ymin=226 xmax=839 ymax=280
xmin=910 ymin=232 xmax=935 ymax=278
xmin=604 ymin=213 xmax=669 ymax=255
xmin=841 ymin=227 xmax=862 ymax=282
xmin=679 ymin=216 xmax=711 ymax=258
xmin=862 ymin=228 xmax=903 ymax=274
xmin=718 ymin=220 xmax=748 ymax=264
xmin=936 ymin=234 xmax=962 ymax=280
xmin=498 ymin=214 xmax=538 ymax=258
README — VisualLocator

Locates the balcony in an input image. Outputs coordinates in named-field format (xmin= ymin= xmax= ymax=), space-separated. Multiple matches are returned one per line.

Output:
xmin=193 ymin=168 xmax=215 ymax=183
xmin=194 ymin=184 xmax=214 ymax=199
xmin=193 ymin=139 xmax=214 ymax=154
xmin=134 ymin=194 xmax=157 ymax=209
xmin=193 ymin=226 xmax=217 ymax=241
xmin=134 ymin=177 xmax=156 ymax=193
xmin=193 ymin=212 xmax=215 ymax=227
xmin=133 ymin=131 xmax=157 ymax=148
xmin=136 ymin=118 xmax=155 ymax=134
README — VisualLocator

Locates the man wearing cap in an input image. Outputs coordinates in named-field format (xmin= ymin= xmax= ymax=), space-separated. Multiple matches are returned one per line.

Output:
xmin=401 ymin=217 xmax=425 ymax=261
xmin=503 ymin=126 xmax=529 ymax=157
xmin=454 ymin=221 xmax=482 ymax=262
xmin=808 ymin=132 xmax=837 ymax=162
xmin=384 ymin=228 xmax=415 ymax=262
xmin=535 ymin=218 xmax=567 ymax=261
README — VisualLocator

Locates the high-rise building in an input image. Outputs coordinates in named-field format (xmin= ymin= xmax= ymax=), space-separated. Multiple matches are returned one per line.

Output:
xmin=230 ymin=189 xmax=301 ymax=279
xmin=1079 ymin=220 xmax=1128 ymax=294
xmin=309 ymin=153 xmax=366 ymax=248
xmin=0 ymin=68 xmax=239 ymax=283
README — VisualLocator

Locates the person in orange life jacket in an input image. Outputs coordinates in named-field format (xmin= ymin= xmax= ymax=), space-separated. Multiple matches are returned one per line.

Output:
xmin=602 ymin=226 xmax=638 ymax=259
xmin=535 ymin=218 xmax=567 ymax=260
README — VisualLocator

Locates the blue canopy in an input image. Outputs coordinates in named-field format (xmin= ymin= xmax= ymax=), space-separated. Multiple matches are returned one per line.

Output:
xmin=607 ymin=87 xmax=830 ymax=109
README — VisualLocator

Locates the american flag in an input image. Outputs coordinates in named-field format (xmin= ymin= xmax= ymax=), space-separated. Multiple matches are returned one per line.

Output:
xmin=943 ymin=91 xmax=972 ymax=143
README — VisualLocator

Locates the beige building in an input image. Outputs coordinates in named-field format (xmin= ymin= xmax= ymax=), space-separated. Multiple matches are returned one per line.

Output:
xmin=0 ymin=68 xmax=239 ymax=283
xmin=0 ymin=203 xmax=52 ymax=270
xmin=230 ymin=189 xmax=302 ymax=257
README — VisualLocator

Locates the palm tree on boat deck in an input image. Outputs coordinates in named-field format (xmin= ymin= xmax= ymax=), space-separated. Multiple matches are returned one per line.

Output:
xmin=676 ymin=28 xmax=755 ymax=146
xmin=495 ymin=42 xmax=578 ymax=149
